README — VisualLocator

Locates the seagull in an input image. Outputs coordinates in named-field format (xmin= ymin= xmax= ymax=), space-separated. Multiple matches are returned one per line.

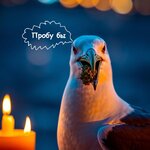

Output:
xmin=57 ymin=35 xmax=150 ymax=150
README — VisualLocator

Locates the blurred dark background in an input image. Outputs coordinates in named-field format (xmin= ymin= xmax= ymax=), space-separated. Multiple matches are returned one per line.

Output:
xmin=0 ymin=0 xmax=150 ymax=150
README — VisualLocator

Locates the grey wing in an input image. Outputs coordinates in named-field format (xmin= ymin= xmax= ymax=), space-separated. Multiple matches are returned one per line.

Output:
xmin=97 ymin=106 xmax=150 ymax=150
xmin=97 ymin=124 xmax=150 ymax=150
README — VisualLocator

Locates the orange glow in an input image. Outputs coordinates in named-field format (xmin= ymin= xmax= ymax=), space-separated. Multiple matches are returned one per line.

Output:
xmin=134 ymin=0 xmax=150 ymax=16
xmin=2 ymin=94 xmax=11 ymax=115
xmin=96 ymin=0 xmax=111 ymax=11
xmin=24 ymin=116 xmax=31 ymax=133
xmin=77 ymin=0 xmax=99 ymax=8
xmin=110 ymin=0 xmax=133 ymax=14
xmin=108 ymin=120 xmax=121 ymax=125
xmin=60 ymin=0 xmax=78 ymax=8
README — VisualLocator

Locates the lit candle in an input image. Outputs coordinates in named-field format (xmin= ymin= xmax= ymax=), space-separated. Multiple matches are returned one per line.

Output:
xmin=0 ymin=94 xmax=36 ymax=150
xmin=2 ymin=94 xmax=15 ymax=133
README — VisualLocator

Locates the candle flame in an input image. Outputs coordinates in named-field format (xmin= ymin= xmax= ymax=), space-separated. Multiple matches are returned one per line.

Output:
xmin=2 ymin=94 xmax=11 ymax=115
xmin=24 ymin=116 xmax=31 ymax=133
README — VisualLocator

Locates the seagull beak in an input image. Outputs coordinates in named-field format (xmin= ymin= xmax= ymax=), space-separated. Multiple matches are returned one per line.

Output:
xmin=87 ymin=49 xmax=97 ymax=90
xmin=79 ymin=49 xmax=101 ymax=91
xmin=87 ymin=49 xmax=96 ymax=72
xmin=86 ymin=49 xmax=101 ymax=90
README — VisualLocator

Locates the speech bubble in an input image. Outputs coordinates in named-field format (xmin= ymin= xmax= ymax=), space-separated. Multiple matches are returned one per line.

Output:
xmin=22 ymin=21 xmax=73 ymax=50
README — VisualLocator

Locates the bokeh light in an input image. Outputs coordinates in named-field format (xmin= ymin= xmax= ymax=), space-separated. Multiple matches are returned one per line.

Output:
xmin=77 ymin=0 xmax=99 ymax=8
xmin=95 ymin=0 xmax=111 ymax=11
xmin=60 ymin=0 xmax=79 ymax=8
xmin=27 ymin=46 xmax=52 ymax=66
xmin=110 ymin=0 xmax=133 ymax=14
xmin=38 ymin=0 xmax=58 ymax=5
xmin=134 ymin=0 xmax=150 ymax=15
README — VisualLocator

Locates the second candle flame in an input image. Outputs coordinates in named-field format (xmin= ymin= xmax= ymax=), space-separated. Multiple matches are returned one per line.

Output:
xmin=2 ymin=94 xmax=11 ymax=115
xmin=24 ymin=116 xmax=31 ymax=133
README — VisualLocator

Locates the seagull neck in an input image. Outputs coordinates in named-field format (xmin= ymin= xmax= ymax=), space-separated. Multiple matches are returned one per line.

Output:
xmin=84 ymin=80 xmax=122 ymax=121
xmin=69 ymin=78 xmax=121 ymax=122
xmin=61 ymin=76 xmax=131 ymax=124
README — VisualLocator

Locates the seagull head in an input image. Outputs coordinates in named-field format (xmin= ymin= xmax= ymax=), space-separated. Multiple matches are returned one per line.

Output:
xmin=70 ymin=35 xmax=112 ymax=91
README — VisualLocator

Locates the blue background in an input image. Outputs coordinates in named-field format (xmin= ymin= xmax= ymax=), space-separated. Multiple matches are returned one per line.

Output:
xmin=0 ymin=1 xmax=150 ymax=150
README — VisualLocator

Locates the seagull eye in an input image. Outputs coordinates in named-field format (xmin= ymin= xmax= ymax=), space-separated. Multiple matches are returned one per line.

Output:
xmin=73 ymin=46 xmax=78 ymax=55
xmin=102 ymin=45 xmax=105 ymax=53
